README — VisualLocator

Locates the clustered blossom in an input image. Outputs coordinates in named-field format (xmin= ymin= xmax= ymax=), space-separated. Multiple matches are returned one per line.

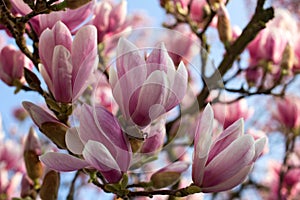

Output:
xmin=192 ymin=104 xmax=266 ymax=192
xmin=246 ymin=8 xmax=298 ymax=87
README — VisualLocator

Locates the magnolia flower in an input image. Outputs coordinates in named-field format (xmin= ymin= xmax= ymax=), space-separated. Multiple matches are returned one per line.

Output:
xmin=272 ymin=96 xmax=300 ymax=129
xmin=10 ymin=0 xmax=94 ymax=35
xmin=40 ymin=104 xmax=132 ymax=183
xmin=192 ymin=104 xmax=266 ymax=192
xmin=39 ymin=21 xmax=98 ymax=103
xmin=110 ymin=38 xmax=188 ymax=128
xmin=0 ymin=45 xmax=33 ymax=86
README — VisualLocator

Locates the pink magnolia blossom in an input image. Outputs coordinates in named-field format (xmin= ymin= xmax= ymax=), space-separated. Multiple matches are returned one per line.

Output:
xmin=40 ymin=104 xmax=132 ymax=183
xmin=110 ymin=38 xmax=188 ymax=127
xmin=272 ymin=96 xmax=300 ymax=129
xmin=247 ymin=8 xmax=297 ymax=66
xmin=163 ymin=24 xmax=199 ymax=66
xmin=92 ymin=0 xmax=130 ymax=43
xmin=192 ymin=104 xmax=266 ymax=192
xmin=212 ymin=99 xmax=253 ymax=129
xmin=189 ymin=0 xmax=208 ymax=24
xmin=10 ymin=0 xmax=94 ymax=35
xmin=262 ymin=161 xmax=300 ymax=200
xmin=0 ymin=45 xmax=33 ymax=86
xmin=39 ymin=21 xmax=98 ymax=103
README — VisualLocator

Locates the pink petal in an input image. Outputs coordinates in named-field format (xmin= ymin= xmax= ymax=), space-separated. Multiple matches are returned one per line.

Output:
xmin=51 ymin=45 xmax=73 ymax=103
xmin=146 ymin=43 xmax=169 ymax=75
xmin=39 ymin=64 xmax=53 ymax=94
xmin=65 ymin=127 xmax=84 ymax=155
xmin=253 ymin=137 xmax=267 ymax=160
xmin=111 ymin=65 xmax=147 ymax=120
xmin=203 ymin=135 xmax=255 ymax=187
xmin=82 ymin=140 xmax=123 ymax=183
xmin=192 ymin=104 xmax=213 ymax=186
xmin=165 ymin=61 xmax=188 ymax=111
xmin=40 ymin=152 xmax=88 ymax=171
xmin=202 ymin=164 xmax=253 ymax=193
xmin=116 ymin=37 xmax=146 ymax=78
xmin=108 ymin=0 xmax=127 ymax=31
xmin=39 ymin=28 xmax=55 ymax=74
xmin=129 ymin=71 xmax=169 ymax=126
xmin=207 ymin=119 xmax=244 ymax=164
xmin=62 ymin=2 xmax=94 ymax=33
xmin=52 ymin=21 xmax=73 ymax=51
xmin=71 ymin=25 xmax=97 ymax=98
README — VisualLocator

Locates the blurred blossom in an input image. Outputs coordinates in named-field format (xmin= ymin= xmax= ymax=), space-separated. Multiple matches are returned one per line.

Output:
xmin=40 ymin=104 xmax=132 ymax=183
xmin=39 ymin=21 xmax=98 ymax=103
xmin=12 ymin=106 xmax=28 ymax=122
xmin=163 ymin=24 xmax=199 ymax=66
xmin=0 ymin=45 xmax=33 ymax=86
xmin=10 ymin=0 xmax=94 ymax=35
xmin=192 ymin=104 xmax=266 ymax=192
xmin=262 ymin=161 xmax=300 ymax=200
xmin=247 ymin=8 xmax=297 ymax=67
xmin=92 ymin=0 xmax=130 ymax=43
xmin=110 ymin=38 xmax=188 ymax=128
xmin=213 ymin=99 xmax=254 ymax=129
xmin=0 ymin=168 xmax=22 ymax=199
xmin=272 ymin=96 xmax=300 ymax=130
xmin=92 ymin=72 xmax=118 ymax=114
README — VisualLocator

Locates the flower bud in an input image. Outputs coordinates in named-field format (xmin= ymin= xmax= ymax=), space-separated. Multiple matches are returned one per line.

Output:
xmin=65 ymin=0 xmax=92 ymax=9
xmin=39 ymin=170 xmax=60 ymax=200
xmin=150 ymin=162 xmax=189 ymax=189
xmin=217 ymin=3 xmax=232 ymax=45
xmin=40 ymin=122 xmax=68 ymax=149
xmin=24 ymin=128 xmax=43 ymax=181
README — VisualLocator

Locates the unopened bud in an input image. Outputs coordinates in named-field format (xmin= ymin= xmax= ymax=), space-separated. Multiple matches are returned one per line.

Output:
xmin=65 ymin=0 xmax=92 ymax=9
xmin=24 ymin=128 xmax=43 ymax=181
xmin=217 ymin=3 xmax=232 ymax=45
xmin=151 ymin=171 xmax=181 ymax=189
xmin=40 ymin=170 xmax=60 ymax=200
xmin=281 ymin=43 xmax=294 ymax=70
xmin=24 ymin=127 xmax=41 ymax=154
xmin=40 ymin=122 xmax=67 ymax=149
xmin=150 ymin=162 xmax=189 ymax=189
